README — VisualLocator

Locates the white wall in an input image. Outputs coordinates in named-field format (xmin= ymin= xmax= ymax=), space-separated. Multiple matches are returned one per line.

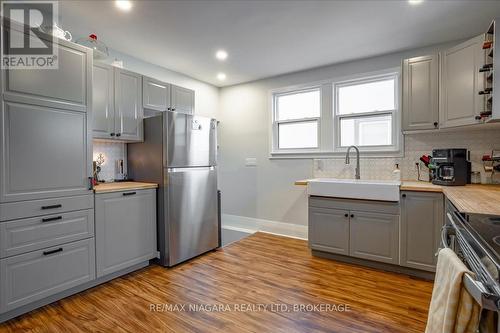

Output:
xmin=218 ymin=40 xmax=464 ymax=234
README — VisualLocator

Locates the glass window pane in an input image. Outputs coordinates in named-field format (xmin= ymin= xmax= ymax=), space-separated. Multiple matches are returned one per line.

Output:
xmin=340 ymin=115 xmax=392 ymax=147
xmin=278 ymin=121 xmax=318 ymax=149
xmin=277 ymin=89 xmax=320 ymax=121
xmin=338 ymin=78 xmax=395 ymax=115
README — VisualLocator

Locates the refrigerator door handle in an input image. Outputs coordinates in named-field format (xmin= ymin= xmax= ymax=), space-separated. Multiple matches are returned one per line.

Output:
xmin=167 ymin=166 xmax=215 ymax=173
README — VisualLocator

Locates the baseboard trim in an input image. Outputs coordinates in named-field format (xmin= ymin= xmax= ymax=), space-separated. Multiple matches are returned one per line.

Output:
xmin=222 ymin=214 xmax=307 ymax=240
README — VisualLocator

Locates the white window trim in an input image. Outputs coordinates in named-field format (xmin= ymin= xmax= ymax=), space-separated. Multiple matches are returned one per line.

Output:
xmin=269 ymin=68 xmax=403 ymax=159
xmin=333 ymin=71 xmax=401 ymax=154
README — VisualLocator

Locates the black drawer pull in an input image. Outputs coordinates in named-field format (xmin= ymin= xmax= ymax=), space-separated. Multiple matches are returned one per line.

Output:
xmin=43 ymin=248 xmax=63 ymax=256
xmin=41 ymin=204 xmax=62 ymax=210
xmin=42 ymin=216 xmax=62 ymax=223
xmin=122 ymin=191 xmax=136 ymax=196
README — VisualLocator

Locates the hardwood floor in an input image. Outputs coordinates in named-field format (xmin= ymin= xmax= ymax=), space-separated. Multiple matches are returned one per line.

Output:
xmin=0 ymin=232 xmax=433 ymax=333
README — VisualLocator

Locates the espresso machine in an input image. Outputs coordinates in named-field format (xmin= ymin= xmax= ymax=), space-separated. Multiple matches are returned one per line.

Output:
xmin=431 ymin=149 xmax=471 ymax=186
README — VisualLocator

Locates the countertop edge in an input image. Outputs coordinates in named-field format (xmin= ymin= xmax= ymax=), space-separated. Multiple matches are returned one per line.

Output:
xmin=94 ymin=182 xmax=159 ymax=194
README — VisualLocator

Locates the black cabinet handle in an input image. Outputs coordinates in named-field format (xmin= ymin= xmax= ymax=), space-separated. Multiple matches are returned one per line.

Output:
xmin=116 ymin=133 xmax=121 ymax=137
xmin=122 ymin=191 xmax=136 ymax=196
xmin=110 ymin=133 xmax=116 ymax=137
xmin=172 ymin=108 xmax=176 ymax=111
xmin=402 ymin=194 xmax=406 ymax=198
xmin=433 ymin=122 xmax=438 ymax=127
xmin=344 ymin=213 xmax=349 ymax=218
xmin=475 ymin=116 xmax=482 ymax=120
xmin=43 ymin=248 xmax=63 ymax=256
xmin=42 ymin=216 xmax=62 ymax=223
xmin=41 ymin=204 xmax=62 ymax=210
xmin=167 ymin=107 xmax=171 ymax=111
xmin=350 ymin=214 xmax=354 ymax=218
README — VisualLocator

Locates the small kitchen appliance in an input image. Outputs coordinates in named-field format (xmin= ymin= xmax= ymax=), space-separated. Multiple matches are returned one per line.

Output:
xmin=431 ymin=148 xmax=471 ymax=186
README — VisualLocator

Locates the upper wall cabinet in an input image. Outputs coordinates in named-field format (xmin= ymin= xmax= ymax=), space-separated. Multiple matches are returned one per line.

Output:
xmin=440 ymin=35 xmax=484 ymax=128
xmin=92 ymin=65 xmax=143 ymax=142
xmin=402 ymin=54 xmax=439 ymax=131
xmin=142 ymin=78 xmax=195 ymax=115
xmin=171 ymin=85 xmax=195 ymax=115
xmin=143 ymin=77 xmax=170 ymax=112
xmin=114 ymin=69 xmax=143 ymax=141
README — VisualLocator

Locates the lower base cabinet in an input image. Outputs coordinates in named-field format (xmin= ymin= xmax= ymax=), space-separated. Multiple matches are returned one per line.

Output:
xmin=95 ymin=188 xmax=157 ymax=278
xmin=0 ymin=238 xmax=95 ymax=313
xmin=308 ymin=207 xmax=349 ymax=255
xmin=400 ymin=191 xmax=444 ymax=272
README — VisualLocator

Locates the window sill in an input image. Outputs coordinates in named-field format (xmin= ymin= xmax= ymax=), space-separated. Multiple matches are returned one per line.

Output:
xmin=269 ymin=150 xmax=404 ymax=160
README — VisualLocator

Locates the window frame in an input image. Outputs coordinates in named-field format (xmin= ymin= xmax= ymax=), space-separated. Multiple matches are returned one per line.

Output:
xmin=272 ymin=86 xmax=322 ymax=153
xmin=333 ymin=71 xmax=401 ymax=153
xmin=269 ymin=68 xmax=402 ymax=159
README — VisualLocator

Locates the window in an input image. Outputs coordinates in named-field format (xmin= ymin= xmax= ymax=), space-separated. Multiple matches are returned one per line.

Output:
xmin=273 ymin=88 xmax=320 ymax=150
xmin=334 ymin=73 xmax=399 ymax=152
xmin=270 ymin=70 xmax=401 ymax=158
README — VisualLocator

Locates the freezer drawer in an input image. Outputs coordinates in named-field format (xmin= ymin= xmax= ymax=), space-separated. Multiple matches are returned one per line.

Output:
xmin=165 ymin=166 xmax=218 ymax=266
xmin=165 ymin=112 xmax=216 ymax=168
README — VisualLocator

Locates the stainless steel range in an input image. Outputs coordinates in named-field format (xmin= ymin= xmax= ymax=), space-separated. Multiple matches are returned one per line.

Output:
xmin=444 ymin=201 xmax=500 ymax=332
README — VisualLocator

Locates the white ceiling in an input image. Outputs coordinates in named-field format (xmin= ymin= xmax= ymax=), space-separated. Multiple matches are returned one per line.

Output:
xmin=60 ymin=0 xmax=500 ymax=87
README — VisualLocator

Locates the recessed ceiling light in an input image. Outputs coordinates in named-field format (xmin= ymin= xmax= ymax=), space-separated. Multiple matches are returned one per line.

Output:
xmin=408 ymin=0 xmax=424 ymax=5
xmin=115 ymin=0 xmax=132 ymax=11
xmin=217 ymin=73 xmax=226 ymax=81
xmin=215 ymin=50 xmax=228 ymax=61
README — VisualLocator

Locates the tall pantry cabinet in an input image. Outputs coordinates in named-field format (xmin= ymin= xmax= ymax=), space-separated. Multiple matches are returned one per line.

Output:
xmin=0 ymin=23 xmax=95 ymax=315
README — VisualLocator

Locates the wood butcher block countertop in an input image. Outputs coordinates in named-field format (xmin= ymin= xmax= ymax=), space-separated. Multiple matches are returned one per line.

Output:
xmin=94 ymin=181 xmax=158 ymax=194
xmin=295 ymin=179 xmax=500 ymax=215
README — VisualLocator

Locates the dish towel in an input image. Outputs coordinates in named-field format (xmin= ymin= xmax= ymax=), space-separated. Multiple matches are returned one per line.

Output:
xmin=425 ymin=248 xmax=480 ymax=333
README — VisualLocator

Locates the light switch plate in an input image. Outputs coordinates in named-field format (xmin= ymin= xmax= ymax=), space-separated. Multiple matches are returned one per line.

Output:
xmin=245 ymin=158 xmax=257 ymax=166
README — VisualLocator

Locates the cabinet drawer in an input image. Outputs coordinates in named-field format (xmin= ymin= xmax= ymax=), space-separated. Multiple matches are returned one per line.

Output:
xmin=0 ymin=209 xmax=94 ymax=258
xmin=0 ymin=238 xmax=95 ymax=313
xmin=0 ymin=194 xmax=93 ymax=222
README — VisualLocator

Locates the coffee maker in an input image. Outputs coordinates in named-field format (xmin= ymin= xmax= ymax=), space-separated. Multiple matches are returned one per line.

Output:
xmin=431 ymin=149 xmax=471 ymax=186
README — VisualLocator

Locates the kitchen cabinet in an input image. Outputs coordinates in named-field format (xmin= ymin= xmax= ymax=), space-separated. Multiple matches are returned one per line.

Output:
xmin=95 ymin=188 xmax=157 ymax=278
xmin=92 ymin=65 xmax=143 ymax=141
xmin=400 ymin=191 xmax=444 ymax=272
xmin=92 ymin=63 xmax=114 ymax=138
xmin=349 ymin=211 xmax=399 ymax=265
xmin=402 ymin=54 xmax=439 ymax=131
xmin=440 ymin=35 xmax=484 ymax=128
xmin=114 ymin=68 xmax=144 ymax=141
xmin=308 ymin=207 xmax=349 ymax=255
xmin=309 ymin=196 xmax=400 ymax=265
xmin=171 ymin=85 xmax=195 ymax=115
xmin=0 ymin=238 xmax=95 ymax=313
xmin=143 ymin=76 xmax=170 ymax=112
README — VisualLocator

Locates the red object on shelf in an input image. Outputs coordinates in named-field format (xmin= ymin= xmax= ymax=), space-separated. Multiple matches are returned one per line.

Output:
xmin=89 ymin=34 xmax=97 ymax=40
xmin=483 ymin=41 xmax=493 ymax=49
xmin=483 ymin=155 xmax=492 ymax=161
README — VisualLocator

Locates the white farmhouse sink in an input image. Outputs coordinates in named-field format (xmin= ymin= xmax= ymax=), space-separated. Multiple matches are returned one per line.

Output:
xmin=307 ymin=178 xmax=401 ymax=202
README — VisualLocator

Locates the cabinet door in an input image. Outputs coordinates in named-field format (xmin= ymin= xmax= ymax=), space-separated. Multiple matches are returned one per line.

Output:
xmin=0 ymin=102 xmax=92 ymax=203
xmin=402 ymin=55 xmax=439 ymax=131
xmin=349 ymin=211 xmax=399 ymax=265
xmin=2 ymin=37 xmax=91 ymax=112
xmin=95 ymin=189 xmax=156 ymax=278
xmin=308 ymin=207 xmax=349 ymax=255
xmin=171 ymin=85 xmax=194 ymax=115
xmin=400 ymin=191 xmax=444 ymax=272
xmin=92 ymin=63 xmax=115 ymax=139
xmin=440 ymin=35 xmax=484 ymax=128
xmin=114 ymin=69 xmax=144 ymax=141
xmin=143 ymin=77 xmax=170 ymax=111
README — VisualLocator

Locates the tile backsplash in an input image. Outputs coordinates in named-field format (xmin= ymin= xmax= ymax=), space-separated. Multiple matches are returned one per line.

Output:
xmin=314 ymin=128 xmax=500 ymax=183
xmin=93 ymin=140 xmax=127 ymax=182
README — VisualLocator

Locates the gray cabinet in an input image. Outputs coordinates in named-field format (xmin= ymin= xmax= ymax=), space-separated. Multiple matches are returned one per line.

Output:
xmin=92 ymin=63 xmax=114 ymax=138
xmin=440 ymin=35 xmax=484 ymax=128
xmin=143 ymin=76 xmax=170 ymax=111
xmin=402 ymin=54 xmax=439 ymax=131
xmin=0 ymin=238 xmax=95 ymax=313
xmin=0 ymin=102 xmax=92 ymax=202
xmin=400 ymin=191 xmax=444 ymax=272
xmin=349 ymin=211 xmax=399 ymax=265
xmin=95 ymin=189 xmax=157 ymax=278
xmin=308 ymin=207 xmax=349 ymax=255
xmin=171 ymin=85 xmax=195 ymax=115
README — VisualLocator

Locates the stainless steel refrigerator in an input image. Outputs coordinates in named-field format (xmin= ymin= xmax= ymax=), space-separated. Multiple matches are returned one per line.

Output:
xmin=128 ymin=112 xmax=220 ymax=267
